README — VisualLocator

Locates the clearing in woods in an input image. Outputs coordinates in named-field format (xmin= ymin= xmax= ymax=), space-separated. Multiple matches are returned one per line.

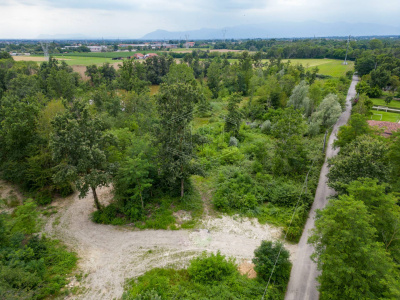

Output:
xmin=43 ymin=185 xmax=297 ymax=299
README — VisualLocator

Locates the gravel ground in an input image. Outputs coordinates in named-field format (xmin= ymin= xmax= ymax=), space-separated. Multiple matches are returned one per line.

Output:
xmin=44 ymin=186 xmax=297 ymax=299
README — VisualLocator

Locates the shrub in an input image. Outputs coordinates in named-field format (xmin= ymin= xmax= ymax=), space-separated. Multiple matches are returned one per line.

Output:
xmin=219 ymin=147 xmax=244 ymax=165
xmin=229 ymin=136 xmax=239 ymax=147
xmin=213 ymin=167 xmax=263 ymax=211
xmin=260 ymin=120 xmax=271 ymax=133
xmin=187 ymin=251 xmax=237 ymax=284
xmin=252 ymin=240 xmax=292 ymax=286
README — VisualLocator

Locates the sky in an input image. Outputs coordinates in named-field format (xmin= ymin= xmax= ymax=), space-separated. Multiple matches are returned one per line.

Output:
xmin=0 ymin=0 xmax=399 ymax=39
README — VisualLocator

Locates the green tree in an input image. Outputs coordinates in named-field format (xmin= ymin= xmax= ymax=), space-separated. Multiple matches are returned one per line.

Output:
xmin=388 ymin=132 xmax=400 ymax=191
xmin=352 ymin=93 xmax=373 ymax=116
xmin=309 ymin=94 xmax=342 ymax=135
xmin=346 ymin=179 xmax=400 ymax=261
xmin=328 ymin=135 xmax=389 ymax=194
xmin=207 ymin=59 xmax=222 ymax=98
xmin=51 ymin=102 xmax=115 ymax=210
xmin=287 ymin=81 xmax=311 ymax=116
xmin=309 ymin=196 xmax=400 ymax=300
xmin=334 ymin=113 xmax=370 ymax=148
xmin=271 ymin=107 xmax=307 ymax=175
xmin=156 ymin=82 xmax=202 ymax=197
xmin=252 ymin=241 xmax=291 ymax=285
xmin=355 ymin=52 xmax=376 ymax=76
xmin=115 ymin=154 xmax=153 ymax=210
xmin=225 ymin=93 xmax=242 ymax=137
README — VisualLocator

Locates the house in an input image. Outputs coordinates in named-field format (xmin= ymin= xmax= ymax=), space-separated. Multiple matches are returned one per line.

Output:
xmin=134 ymin=53 xmax=145 ymax=59
xmin=88 ymin=46 xmax=107 ymax=52
xmin=184 ymin=42 xmax=195 ymax=47
xmin=144 ymin=53 xmax=158 ymax=59
xmin=367 ymin=120 xmax=400 ymax=137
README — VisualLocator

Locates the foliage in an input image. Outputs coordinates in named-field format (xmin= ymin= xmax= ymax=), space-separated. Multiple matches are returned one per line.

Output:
xmin=156 ymin=82 xmax=203 ymax=197
xmin=309 ymin=195 xmax=400 ymax=300
xmin=51 ymin=101 xmax=115 ymax=210
xmin=0 ymin=201 xmax=77 ymax=299
xmin=328 ymin=135 xmax=389 ymax=194
xmin=188 ymin=251 xmax=237 ymax=284
xmin=253 ymin=241 xmax=292 ymax=286
xmin=122 ymin=252 xmax=271 ymax=300
xmin=287 ymin=80 xmax=311 ymax=116
xmin=225 ymin=93 xmax=243 ymax=136
xmin=309 ymin=94 xmax=342 ymax=135
xmin=333 ymin=113 xmax=370 ymax=148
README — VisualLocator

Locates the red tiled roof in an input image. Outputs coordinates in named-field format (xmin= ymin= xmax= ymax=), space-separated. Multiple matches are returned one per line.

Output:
xmin=367 ymin=120 xmax=400 ymax=137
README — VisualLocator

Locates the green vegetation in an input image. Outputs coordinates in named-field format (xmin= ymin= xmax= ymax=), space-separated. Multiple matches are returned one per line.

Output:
xmin=0 ymin=200 xmax=77 ymax=299
xmin=309 ymin=45 xmax=400 ymax=298
xmin=123 ymin=243 xmax=291 ymax=299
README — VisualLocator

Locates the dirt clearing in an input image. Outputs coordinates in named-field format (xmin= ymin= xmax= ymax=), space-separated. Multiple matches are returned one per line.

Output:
xmin=44 ymin=186 xmax=297 ymax=299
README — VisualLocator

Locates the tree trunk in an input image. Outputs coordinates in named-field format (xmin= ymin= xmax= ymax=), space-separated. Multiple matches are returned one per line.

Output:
xmin=91 ymin=186 xmax=101 ymax=210
xmin=181 ymin=177 xmax=184 ymax=198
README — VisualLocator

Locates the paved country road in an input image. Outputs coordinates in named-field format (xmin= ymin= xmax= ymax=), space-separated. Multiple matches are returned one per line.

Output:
xmin=285 ymin=75 xmax=360 ymax=300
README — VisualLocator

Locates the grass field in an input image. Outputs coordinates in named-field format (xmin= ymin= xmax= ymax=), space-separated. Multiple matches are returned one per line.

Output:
xmin=372 ymin=98 xmax=400 ymax=109
xmin=370 ymin=110 xmax=400 ymax=122
xmin=52 ymin=55 xmax=117 ymax=66
xmin=280 ymin=59 xmax=354 ymax=77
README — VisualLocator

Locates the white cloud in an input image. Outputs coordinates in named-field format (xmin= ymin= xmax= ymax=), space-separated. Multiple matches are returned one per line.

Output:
xmin=0 ymin=0 xmax=399 ymax=38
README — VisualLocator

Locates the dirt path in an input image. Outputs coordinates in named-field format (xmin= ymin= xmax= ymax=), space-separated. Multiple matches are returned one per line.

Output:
xmin=285 ymin=75 xmax=359 ymax=300
xmin=44 ymin=186 xmax=297 ymax=299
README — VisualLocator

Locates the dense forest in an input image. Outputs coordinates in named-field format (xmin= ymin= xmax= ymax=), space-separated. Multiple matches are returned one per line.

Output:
xmin=0 ymin=37 xmax=399 ymax=298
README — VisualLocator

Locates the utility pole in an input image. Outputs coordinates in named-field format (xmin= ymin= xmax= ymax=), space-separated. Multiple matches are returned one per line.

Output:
xmin=185 ymin=34 xmax=189 ymax=49
xmin=40 ymin=41 xmax=49 ymax=61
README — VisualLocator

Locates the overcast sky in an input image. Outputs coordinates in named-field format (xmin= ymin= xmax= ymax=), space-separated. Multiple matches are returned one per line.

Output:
xmin=0 ymin=0 xmax=399 ymax=39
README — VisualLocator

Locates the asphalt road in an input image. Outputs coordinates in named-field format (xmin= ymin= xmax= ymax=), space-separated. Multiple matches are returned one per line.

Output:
xmin=285 ymin=75 xmax=359 ymax=300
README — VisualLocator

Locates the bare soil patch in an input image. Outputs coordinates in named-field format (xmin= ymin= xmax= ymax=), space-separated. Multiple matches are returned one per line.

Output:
xmin=43 ymin=186 xmax=297 ymax=299
xmin=12 ymin=56 xmax=46 ymax=62
xmin=238 ymin=260 xmax=257 ymax=278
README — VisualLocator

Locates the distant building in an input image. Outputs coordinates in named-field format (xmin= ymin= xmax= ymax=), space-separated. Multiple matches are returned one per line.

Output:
xmin=144 ymin=53 xmax=158 ymax=59
xmin=184 ymin=42 xmax=195 ymax=47
xmin=134 ymin=53 xmax=145 ymax=59
xmin=88 ymin=46 xmax=107 ymax=52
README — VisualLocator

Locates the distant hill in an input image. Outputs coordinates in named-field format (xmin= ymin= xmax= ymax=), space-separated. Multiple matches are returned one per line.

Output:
xmin=142 ymin=21 xmax=400 ymax=40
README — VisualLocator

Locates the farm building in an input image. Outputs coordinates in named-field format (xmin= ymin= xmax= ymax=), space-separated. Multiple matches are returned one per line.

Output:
xmin=88 ymin=46 xmax=107 ymax=52
xmin=144 ymin=53 xmax=158 ymax=59
xmin=134 ymin=53 xmax=145 ymax=59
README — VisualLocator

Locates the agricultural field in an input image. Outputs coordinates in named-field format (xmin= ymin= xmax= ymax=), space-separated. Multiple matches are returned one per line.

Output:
xmin=281 ymin=59 xmax=354 ymax=77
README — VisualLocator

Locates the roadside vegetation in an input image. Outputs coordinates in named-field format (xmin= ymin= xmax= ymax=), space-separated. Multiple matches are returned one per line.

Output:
xmin=1 ymin=36 xmax=399 ymax=299
xmin=308 ymin=46 xmax=400 ymax=299
xmin=122 ymin=241 xmax=291 ymax=300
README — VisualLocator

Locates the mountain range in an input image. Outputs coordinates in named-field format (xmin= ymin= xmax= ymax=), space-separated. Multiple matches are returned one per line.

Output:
xmin=142 ymin=21 xmax=400 ymax=40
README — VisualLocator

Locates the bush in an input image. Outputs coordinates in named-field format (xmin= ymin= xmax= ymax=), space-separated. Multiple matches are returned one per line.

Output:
xmin=0 ymin=202 xmax=77 ymax=299
xmin=213 ymin=167 xmax=264 ymax=211
xmin=219 ymin=147 xmax=244 ymax=165
xmin=252 ymin=240 xmax=292 ymax=286
xmin=261 ymin=120 xmax=271 ymax=133
xmin=188 ymin=251 xmax=237 ymax=284
xmin=229 ymin=136 xmax=239 ymax=147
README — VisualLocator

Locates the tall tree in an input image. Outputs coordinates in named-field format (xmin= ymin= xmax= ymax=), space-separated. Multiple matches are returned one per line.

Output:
xmin=51 ymin=102 xmax=115 ymax=210
xmin=156 ymin=82 xmax=202 ymax=197
xmin=309 ymin=196 xmax=400 ymax=300
xmin=328 ymin=135 xmax=389 ymax=194
xmin=225 ymin=93 xmax=242 ymax=137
